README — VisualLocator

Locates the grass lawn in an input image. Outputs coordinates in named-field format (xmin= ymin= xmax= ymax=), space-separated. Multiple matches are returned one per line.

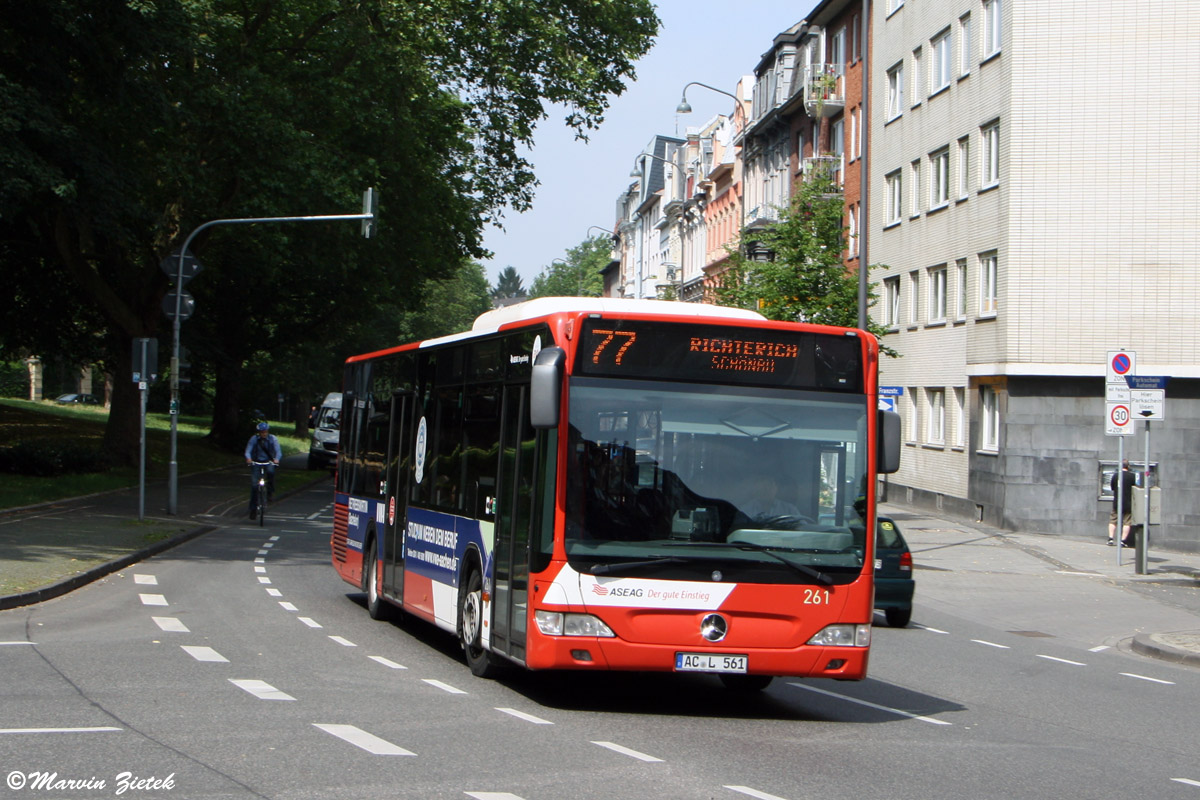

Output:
xmin=0 ymin=398 xmax=313 ymax=510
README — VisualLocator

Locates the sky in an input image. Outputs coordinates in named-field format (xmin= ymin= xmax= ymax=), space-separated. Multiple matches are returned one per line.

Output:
xmin=480 ymin=0 xmax=817 ymax=289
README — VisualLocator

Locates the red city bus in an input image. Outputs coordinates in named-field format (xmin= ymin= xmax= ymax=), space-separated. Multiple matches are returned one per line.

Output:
xmin=331 ymin=298 xmax=900 ymax=690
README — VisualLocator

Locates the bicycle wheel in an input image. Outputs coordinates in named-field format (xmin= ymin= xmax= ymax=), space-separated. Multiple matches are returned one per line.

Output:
xmin=258 ymin=480 xmax=267 ymax=526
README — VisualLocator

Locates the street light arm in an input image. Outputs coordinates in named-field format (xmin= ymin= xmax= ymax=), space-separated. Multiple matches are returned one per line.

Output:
xmin=630 ymin=150 xmax=678 ymax=178
xmin=676 ymin=81 xmax=740 ymax=114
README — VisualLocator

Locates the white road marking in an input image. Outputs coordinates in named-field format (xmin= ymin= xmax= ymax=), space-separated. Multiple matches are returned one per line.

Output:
xmin=266 ymin=588 xmax=282 ymax=597
xmin=312 ymin=723 xmax=415 ymax=755
xmin=1171 ymin=778 xmax=1200 ymax=788
xmin=591 ymin=741 xmax=663 ymax=762
xmin=182 ymin=646 xmax=228 ymax=663
xmin=1036 ymin=654 xmax=1086 ymax=666
xmin=298 ymin=617 xmax=322 ymax=628
xmin=133 ymin=574 xmax=157 ymax=585
xmin=423 ymin=679 xmax=466 ymax=695
xmin=254 ymin=566 xmax=266 ymax=573
xmin=229 ymin=679 xmax=295 ymax=701
xmin=257 ymin=549 xmax=269 ymax=555
xmin=258 ymin=577 xmax=272 ymax=584
xmin=0 ymin=641 xmax=36 ymax=646
xmin=369 ymin=656 xmax=405 ymax=669
xmin=725 ymin=787 xmax=789 ymax=800
xmin=262 ymin=542 xmax=274 ymax=548
xmin=1089 ymin=645 xmax=1110 ymax=652
xmin=971 ymin=639 xmax=1010 ymax=649
xmin=787 ymin=682 xmax=952 ymax=725
xmin=1055 ymin=570 xmax=1099 ymax=577
xmin=279 ymin=602 xmax=298 ymax=611
xmin=0 ymin=727 xmax=121 ymax=734
xmin=139 ymin=593 xmax=168 ymax=606
xmin=269 ymin=535 xmax=280 ymax=541
xmin=152 ymin=617 xmax=189 ymax=633
xmin=465 ymin=793 xmax=526 ymax=800
xmin=329 ymin=635 xmax=356 ymax=647
xmin=917 ymin=624 xmax=950 ymax=634
xmin=254 ymin=557 xmax=265 ymax=564
xmin=306 ymin=510 xmax=325 ymax=520
xmin=496 ymin=707 xmax=552 ymax=725
xmin=1121 ymin=673 xmax=1175 ymax=685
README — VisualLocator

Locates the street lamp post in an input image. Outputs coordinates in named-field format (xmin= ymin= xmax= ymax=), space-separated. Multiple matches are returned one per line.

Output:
xmin=675 ymin=81 xmax=740 ymax=114
xmin=166 ymin=193 xmax=376 ymax=514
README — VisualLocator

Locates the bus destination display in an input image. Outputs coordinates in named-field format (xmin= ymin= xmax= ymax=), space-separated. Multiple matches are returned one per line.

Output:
xmin=577 ymin=319 xmax=862 ymax=391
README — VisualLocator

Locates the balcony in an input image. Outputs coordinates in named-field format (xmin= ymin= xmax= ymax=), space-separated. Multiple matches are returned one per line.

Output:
xmin=804 ymin=64 xmax=845 ymax=119
xmin=802 ymin=156 xmax=843 ymax=198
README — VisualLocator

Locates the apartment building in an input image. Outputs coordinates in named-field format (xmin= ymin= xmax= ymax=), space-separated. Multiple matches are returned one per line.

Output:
xmin=870 ymin=0 xmax=1200 ymax=549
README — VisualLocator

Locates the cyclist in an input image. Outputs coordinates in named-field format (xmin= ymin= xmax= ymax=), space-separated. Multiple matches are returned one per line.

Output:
xmin=244 ymin=421 xmax=281 ymax=519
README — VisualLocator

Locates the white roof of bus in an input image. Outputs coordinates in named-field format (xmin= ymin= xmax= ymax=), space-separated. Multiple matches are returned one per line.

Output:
xmin=470 ymin=297 xmax=765 ymax=335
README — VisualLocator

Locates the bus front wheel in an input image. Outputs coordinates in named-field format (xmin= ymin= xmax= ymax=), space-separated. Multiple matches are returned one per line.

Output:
xmin=459 ymin=569 xmax=500 ymax=678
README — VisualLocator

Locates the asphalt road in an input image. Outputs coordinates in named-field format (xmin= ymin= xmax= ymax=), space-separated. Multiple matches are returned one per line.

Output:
xmin=4 ymin=485 xmax=1200 ymax=799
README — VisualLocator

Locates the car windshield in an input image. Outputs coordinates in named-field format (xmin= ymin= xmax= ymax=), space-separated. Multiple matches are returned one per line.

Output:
xmin=318 ymin=408 xmax=340 ymax=429
xmin=564 ymin=377 xmax=870 ymax=585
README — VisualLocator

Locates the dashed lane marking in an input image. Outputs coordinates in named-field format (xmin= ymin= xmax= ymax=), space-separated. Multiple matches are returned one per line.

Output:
xmin=182 ymin=646 xmax=228 ymax=663
xmin=0 ymin=727 xmax=121 ymax=734
xmin=133 ymin=574 xmax=157 ymax=585
xmin=1121 ymin=673 xmax=1175 ymax=685
xmin=1172 ymin=778 xmax=1200 ymax=788
xmin=591 ymin=741 xmax=663 ymax=762
xmin=496 ymin=707 xmax=552 ymax=725
xmin=725 ymin=787 xmax=789 ymax=800
xmin=152 ymin=617 xmax=189 ymax=633
xmin=465 ymin=793 xmax=526 ymax=800
xmin=369 ymin=656 xmax=405 ymax=669
xmin=971 ymin=639 xmax=1010 ymax=649
xmin=312 ymin=723 xmax=415 ymax=755
xmin=1036 ymin=654 xmax=1086 ymax=666
xmin=788 ymin=682 xmax=952 ymax=726
xmin=279 ymin=601 xmax=298 ymax=611
xmin=298 ymin=617 xmax=322 ymax=628
xmin=329 ymin=635 xmax=356 ymax=647
xmin=139 ymin=594 xmax=167 ymax=606
xmin=423 ymin=679 xmax=466 ymax=695
xmin=266 ymin=589 xmax=282 ymax=597
xmin=229 ymin=679 xmax=295 ymax=701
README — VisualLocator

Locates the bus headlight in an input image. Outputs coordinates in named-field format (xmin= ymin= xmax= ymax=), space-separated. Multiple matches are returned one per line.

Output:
xmin=807 ymin=624 xmax=871 ymax=647
xmin=534 ymin=611 xmax=615 ymax=637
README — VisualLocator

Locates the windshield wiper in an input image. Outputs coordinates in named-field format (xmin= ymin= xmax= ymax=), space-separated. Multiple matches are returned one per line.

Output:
xmin=589 ymin=556 xmax=691 ymax=576
xmin=662 ymin=541 xmax=834 ymax=585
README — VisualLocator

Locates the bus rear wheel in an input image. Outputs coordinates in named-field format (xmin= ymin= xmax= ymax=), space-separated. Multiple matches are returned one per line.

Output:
xmin=364 ymin=544 xmax=388 ymax=621
xmin=459 ymin=569 xmax=500 ymax=678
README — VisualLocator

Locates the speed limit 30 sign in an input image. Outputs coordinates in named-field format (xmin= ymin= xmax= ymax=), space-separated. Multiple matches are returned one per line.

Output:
xmin=1106 ymin=402 xmax=1133 ymax=436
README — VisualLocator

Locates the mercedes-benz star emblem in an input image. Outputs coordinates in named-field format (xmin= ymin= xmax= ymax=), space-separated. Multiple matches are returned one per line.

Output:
xmin=700 ymin=613 xmax=728 ymax=642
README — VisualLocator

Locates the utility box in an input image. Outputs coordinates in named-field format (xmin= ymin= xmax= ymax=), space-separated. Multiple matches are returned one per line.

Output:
xmin=1131 ymin=486 xmax=1161 ymax=525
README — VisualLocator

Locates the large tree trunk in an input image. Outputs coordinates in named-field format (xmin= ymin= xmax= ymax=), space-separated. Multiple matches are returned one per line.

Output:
xmin=209 ymin=359 xmax=244 ymax=451
xmin=100 ymin=337 xmax=142 ymax=467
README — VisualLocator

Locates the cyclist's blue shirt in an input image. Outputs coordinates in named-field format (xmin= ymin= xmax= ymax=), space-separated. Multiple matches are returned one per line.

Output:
xmin=245 ymin=434 xmax=282 ymax=462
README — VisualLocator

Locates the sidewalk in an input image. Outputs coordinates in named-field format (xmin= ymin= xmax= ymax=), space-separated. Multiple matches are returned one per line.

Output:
xmin=880 ymin=501 xmax=1200 ymax=668
xmin=0 ymin=457 xmax=331 ymax=611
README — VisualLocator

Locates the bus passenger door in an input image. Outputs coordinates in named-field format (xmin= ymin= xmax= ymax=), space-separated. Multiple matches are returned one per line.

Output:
xmin=492 ymin=385 xmax=536 ymax=662
xmin=382 ymin=390 xmax=414 ymax=599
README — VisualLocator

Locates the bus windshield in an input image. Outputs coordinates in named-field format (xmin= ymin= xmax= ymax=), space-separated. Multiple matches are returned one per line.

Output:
xmin=565 ymin=377 xmax=870 ymax=584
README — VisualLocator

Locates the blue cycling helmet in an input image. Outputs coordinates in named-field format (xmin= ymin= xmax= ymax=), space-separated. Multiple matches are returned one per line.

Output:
xmin=256 ymin=422 xmax=269 ymax=431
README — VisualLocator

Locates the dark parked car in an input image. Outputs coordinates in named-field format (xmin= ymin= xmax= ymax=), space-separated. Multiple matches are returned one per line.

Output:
xmin=54 ymin=393 xmax=100 ymax=405
xmin=874 ymin=515 xmax=914 ymax=627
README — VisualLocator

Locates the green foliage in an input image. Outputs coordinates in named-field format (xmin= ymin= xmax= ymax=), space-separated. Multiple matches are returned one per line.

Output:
xmin=528 ymin=237 xmax=609 ymax=298
xmin=713 ymin=174 xmax=896 ymax=356
xmin=0 ymin=438 xmax=112 ymax=477
xmin=491 ymin=266 xmax=528 ymax=301
xmin=404 ymin=262 xmax=495 ymax=341
xmin=0 ymin=1 xmax=659 ymax=463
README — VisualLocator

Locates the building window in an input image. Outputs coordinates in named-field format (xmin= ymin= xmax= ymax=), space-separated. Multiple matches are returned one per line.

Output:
xmin=888 ymin=0 xmax=904 ymax=15
xmin=980 ymin=384 xmax=999 ymax=451
xmin=955 ymin=258 xmax=968 ymax=320
xmin=848 ymin=203 xmax=859 ymax=258
xmin=927 ymin=388 xmax=945 ymax=444
xmin=886 ymin=170 xmax=903 ymax=225
xmin=979 ymin=250 xmax=998 ymax=316
xmin=959 ymin=13 xmax=972 ymax=75
xmin=848 ymin=108 xmax=857 ymax=162
xmin=907 ymin=387 xmax=920 ymax=442
xmin=911 ymin=47 xmax=923 ymax=105
xmin=909 ymin=159 xmax=921 ymax=217
xmin=831 ymin=118 xmax=844 ymax=185
xmin=983 ymin=0 xmax=1002 ymax=57
xmin=931 ymin=148 xmax=950 ymax=208
xmin=887 ymin=63 xmax=905 ymax=120
xmin=981 ymin=121 xmax=1000 ymax=187
xmin=884 ymin=276 xmax=900 ymax=327
xmin=854 ymin=107 xmax=863 ymax=158
xmin=953 ymin=387 xmax=966 ymax=447
xmin=957 ymin=136 xmax=971 ymax=199
xmin=928 ymin=265 xmax=947 ymax=322
xmin=908 ymin=271 xmax=920 ymax=325
xmin=852 ymin=14 xmax=861 ymax=62
xmin=932 ymin=29 xmax=953 ymax=93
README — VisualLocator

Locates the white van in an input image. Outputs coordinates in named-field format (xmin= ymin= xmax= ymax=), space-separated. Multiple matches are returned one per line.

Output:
xmin=308 ymin=392 xmax=342 ymax=471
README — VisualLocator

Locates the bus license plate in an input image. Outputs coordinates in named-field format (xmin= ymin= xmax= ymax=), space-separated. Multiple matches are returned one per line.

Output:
xmin=675 ymin=652 xmax=748 ymax=673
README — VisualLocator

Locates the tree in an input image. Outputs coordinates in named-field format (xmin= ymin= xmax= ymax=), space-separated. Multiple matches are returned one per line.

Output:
xmin=0 ymin=0 xmax=658 ymax=463
xmin=403 ymin=262 xmax=494 ymax=342
xmin=713 ymin=174 xmax=896 ymax=356
xmin=528 ymin=236 xmax=610 ymax=298
xmin=491 ymin=266 xmax=528 ymax=302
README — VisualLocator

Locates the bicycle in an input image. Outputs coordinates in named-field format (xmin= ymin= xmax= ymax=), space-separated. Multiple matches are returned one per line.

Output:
xmin=250 ymin=460 xmax=274 ymax=526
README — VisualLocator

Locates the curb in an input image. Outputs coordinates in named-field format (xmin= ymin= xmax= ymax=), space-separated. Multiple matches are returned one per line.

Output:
xmin=1131 ymin=632 xmax=1200 ymax=668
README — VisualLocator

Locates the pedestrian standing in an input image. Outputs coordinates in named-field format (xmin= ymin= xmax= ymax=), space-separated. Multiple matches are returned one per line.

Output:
xmin=1108 ymin=459 xmax=1136 ymax=546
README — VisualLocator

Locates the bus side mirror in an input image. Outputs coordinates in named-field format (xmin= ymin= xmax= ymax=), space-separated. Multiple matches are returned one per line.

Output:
xmin=878 ymin=409 xmax=901 ymax=474
xmin=530 ymin=346 xmax=566 ymax=429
